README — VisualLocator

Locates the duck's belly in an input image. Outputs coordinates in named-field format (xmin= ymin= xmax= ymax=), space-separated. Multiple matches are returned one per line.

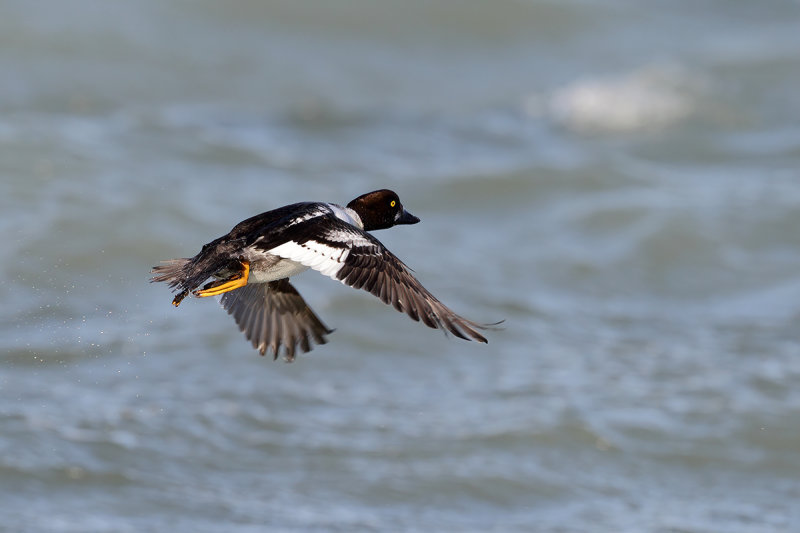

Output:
xmin=247 ymin=254 xmax=309 ymax=283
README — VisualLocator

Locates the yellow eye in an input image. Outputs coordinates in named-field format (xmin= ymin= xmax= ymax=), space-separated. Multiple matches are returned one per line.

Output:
xmin=390 ymin=200 xmax=396 ymax=207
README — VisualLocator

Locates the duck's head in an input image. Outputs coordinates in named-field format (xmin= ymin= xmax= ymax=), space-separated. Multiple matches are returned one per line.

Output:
xmin=347 ymin=189 xmax=420 ymax=231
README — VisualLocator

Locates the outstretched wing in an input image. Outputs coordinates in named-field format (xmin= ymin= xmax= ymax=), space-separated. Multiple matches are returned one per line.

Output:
xmin=220 ymin=279 xmax=333 ymax=361
xmin=260 ymin=218 xmax=491 ymax=343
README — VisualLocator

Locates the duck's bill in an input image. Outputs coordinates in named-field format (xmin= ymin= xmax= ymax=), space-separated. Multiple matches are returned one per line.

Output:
xmin=395 ymin=209 xmax=420 ymax=225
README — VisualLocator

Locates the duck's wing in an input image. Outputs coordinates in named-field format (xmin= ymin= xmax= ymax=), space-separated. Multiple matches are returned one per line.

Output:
xmin=261 ymin=218 xmax=492 ymax=343
xmin=220 ymin=279 xmax=333 ymax=361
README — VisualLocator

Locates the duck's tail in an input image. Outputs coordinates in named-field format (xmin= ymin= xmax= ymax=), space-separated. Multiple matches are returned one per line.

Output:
xmin=152 ymin=237 xmax=246 ymax=307
xmin=151 ymin=258 xmax=193 ymax=306
xmin=151 ymin=258 xmax=190 ymax=285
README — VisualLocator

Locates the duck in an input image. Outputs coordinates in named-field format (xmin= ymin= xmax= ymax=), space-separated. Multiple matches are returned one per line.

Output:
xmin=151 ymin=189 xmax=495 ymax=361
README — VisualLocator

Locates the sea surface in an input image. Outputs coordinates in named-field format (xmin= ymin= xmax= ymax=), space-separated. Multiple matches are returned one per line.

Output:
xmin=2 ymin=1 xmax=800 ymax=532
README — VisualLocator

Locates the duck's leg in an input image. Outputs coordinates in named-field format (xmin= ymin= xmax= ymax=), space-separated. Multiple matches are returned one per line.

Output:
xmin=194 ymin=260 xmax=250 ymax=298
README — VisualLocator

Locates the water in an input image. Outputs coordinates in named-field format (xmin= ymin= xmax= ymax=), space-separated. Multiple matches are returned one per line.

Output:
xmin=2 ymin=1 xmax=800 ymax=531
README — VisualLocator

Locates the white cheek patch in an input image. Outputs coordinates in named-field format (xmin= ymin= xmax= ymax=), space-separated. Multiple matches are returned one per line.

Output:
xmin=270 ymin=240 xmax=349 ymax=280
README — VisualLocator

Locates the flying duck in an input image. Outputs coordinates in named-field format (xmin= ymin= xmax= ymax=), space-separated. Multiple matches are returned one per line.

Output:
xmin=151 ymin=189 xmax=495 ymax=361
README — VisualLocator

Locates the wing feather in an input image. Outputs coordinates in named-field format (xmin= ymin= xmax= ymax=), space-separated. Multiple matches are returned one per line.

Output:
xmin=220 ymin=279 xmax=333 ymax=361
xmin=265 ymin=216 xmax=493 ymax=343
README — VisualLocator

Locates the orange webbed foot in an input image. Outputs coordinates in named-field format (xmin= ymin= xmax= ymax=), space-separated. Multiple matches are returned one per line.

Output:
xmin=193 ymin=260 xmax=250 ymax=298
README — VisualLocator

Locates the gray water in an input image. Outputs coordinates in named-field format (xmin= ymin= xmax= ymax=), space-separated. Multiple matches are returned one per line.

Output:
xmin=2 ymin=1 xmax=800 ymax=531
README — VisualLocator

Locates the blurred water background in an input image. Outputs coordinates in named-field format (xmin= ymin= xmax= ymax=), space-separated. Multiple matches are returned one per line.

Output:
xmin=2 ymin=1 xmax=800 ymax=531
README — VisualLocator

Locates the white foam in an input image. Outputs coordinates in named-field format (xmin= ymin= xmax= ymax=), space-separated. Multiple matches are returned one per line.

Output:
xmin=533 ymin=64 xmax=704 ymax=134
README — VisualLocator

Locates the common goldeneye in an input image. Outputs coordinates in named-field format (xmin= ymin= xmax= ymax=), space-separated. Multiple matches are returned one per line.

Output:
xmin=152 ymin=189 xmax=494 ymax=361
